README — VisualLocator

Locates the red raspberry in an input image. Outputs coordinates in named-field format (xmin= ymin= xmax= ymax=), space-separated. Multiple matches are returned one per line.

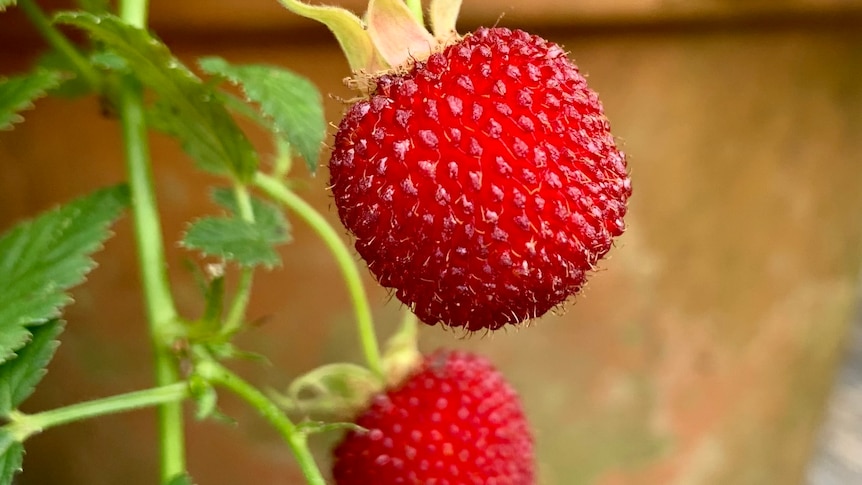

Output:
xmin=332 ymin=350 xmax=534 ymax=484
xmin=330 ymin=27 xmax=631 ymax=331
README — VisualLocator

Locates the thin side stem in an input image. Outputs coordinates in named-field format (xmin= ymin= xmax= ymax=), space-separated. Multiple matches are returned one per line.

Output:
xmin=196 ymin=361 xmax=326 ymax=485
xmin=222 ymin=184 xmax=256 ymax=335
xmin=18 ymin=0 xmax=101 ymax=89
xmin=119 ymin=76 xmax=187 ymax=484
xmin=5 ymin=383 xmax=189 ymax=443
xmin=254 ymin=173 xmax=383 ymax=379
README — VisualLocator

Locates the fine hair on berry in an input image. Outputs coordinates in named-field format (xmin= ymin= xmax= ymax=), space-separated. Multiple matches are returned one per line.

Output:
xmin=330 ymin=27 xmax=631 ymax=331
xmin=332 ymin=350 xmax=534 ymax=484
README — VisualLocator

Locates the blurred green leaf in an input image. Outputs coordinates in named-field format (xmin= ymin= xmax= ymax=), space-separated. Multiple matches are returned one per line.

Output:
xmin=199 ymin=57 xmax=326 ymax=173
xmin=0 ymin=0 xmax=16 ymax=12
xmin=35 ymin=52 xmax=93 ymax=98
xmin=0 ymin=430 xmax=23 ymax=485
xmin=0 ymin=69 xmax=63 ymax=129
xmin=0 ymin=321 xmax=63 ymax=417
xmin=0 ymin=185 xmax=128 ymax=364
xmin=56 ymin=12 xmax=259 ymax=181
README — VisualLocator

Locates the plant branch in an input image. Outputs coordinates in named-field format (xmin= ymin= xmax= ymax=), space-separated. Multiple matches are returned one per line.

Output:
xmin=119 ymin=0 xmax=149 ymax=28
xmin=223 ymin=184 xmax=256 ymax=335
xmin=4 ymin=383 xmax=189 ymax=443
xmin=195 ymin=361 xmax=326 ymax=485
xmin=254 ymin=172 xmax=384 ymax=380
xmin=119 ymin=75 xmax=187 ymax=484
xmin=117 ymin=0 xmax=185 ymax=479
xmin=18 ymin=0 xmax=101 ymax=90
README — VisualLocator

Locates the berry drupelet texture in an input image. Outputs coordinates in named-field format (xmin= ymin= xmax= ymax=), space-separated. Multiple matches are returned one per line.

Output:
xmin=332 ymin=350 xmax=534 ymax=485
xmin=329 ymin=27 xmax=631 ymax=331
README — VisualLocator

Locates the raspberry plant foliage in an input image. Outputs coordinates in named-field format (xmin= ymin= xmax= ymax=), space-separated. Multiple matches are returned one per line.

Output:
xmin=0 ymin=0 xmax=629 ymax=483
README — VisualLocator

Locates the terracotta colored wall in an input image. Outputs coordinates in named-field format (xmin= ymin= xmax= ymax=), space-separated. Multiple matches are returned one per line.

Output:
xmin=2 ymin=2 xmax=862 ymax=484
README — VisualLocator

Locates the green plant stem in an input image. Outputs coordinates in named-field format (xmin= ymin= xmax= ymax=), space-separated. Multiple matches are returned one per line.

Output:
xmin=196 ymin=361 xmax=326 ymax=485
xmin=4 ymin=383 xmax=189 ymax=443
xmin=223 ymin=184 xmax=256 ymax=335
xmin=254 ymin=172 xmax=383 ymax=379
xmin=18 ymin=0 xmax=101 ymax=90
xmin=117 ymin=0 xmax=186 ymax=479
xmin=406 ymin=0 xmax=424 ymax=24
xmin=119 ymin=0 xmax=149 ymax=28
xmin=119 ymin=76 xmax=187 ymax=484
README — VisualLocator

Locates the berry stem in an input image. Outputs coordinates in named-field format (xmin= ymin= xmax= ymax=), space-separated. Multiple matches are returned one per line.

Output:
xmin=253 ymin=172 xmax=384 ymax=380
xmin=3 ymin=383 xmax=189 ymax=443
xmin=222 ymin=183 xmax=256 ymax=335
xmin=17 ymin=0 xmax=102 ymax=90
xmin=195 ymin=361 xmax=326 ymax=485
xmin=117 ymin=0 xmax=187 ymax=481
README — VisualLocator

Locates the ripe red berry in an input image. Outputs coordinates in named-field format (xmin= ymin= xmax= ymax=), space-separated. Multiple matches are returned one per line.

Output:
xmin=332 ymin=350 xmax=534 ymax=484
xmin=330 ymin=27 xmax=631 ymax=331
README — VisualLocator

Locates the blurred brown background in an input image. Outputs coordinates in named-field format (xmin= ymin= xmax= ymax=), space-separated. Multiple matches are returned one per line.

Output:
xmin=2 ymin=0 xmax=862 ymax=484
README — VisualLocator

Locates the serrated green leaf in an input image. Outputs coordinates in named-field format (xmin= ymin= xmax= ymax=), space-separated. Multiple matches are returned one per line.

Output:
xmin=0 ymin=0 xmax=16 ymax=12
xmin=0 ymin=69 xmax=63 ymax=129
xmin=211 ymin=187 xmax=289 ymax=235
xmin=0 ymin=185 xmax=128 ymax=363
xmin=182 ymin=217 xmax=288 ymax=268
xmin=182 ymin=187 xmax=290 ymax=267
xmin=0 ymin=321 xmax=63 ymax=417
xmin=55 ymin=12 xmax=258 ymax=181
xmin=35 ymin=52 xmax=93 ymax=99
xmin=0 ymin=430 xmax=23 ymax=485
xmin=198 ymin=57 xmax=325 ymax=173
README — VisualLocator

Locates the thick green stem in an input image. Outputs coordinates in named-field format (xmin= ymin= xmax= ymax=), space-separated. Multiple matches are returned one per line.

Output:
xmin=119 ymin=76 xmax=186 ymax=484
xmin=18 ymin=0 xmax=101 ymax=90
xmin=119 ymin=0 xmax=149 ymax=28
xmin=222 ymin=184 xmax=256 ymax=335
xmin=117 ymin=0 xmax=185 ymax=480
xmin=4 ymin=383 xmax=189 ymax=443
xmin=254 ymin=173 xmax=383 ymax=379
xmin=196 ymin=361 xmax=326 ymax=485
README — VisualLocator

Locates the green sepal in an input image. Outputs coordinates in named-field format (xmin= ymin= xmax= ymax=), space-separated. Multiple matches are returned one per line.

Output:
xmin=366 ymin=0 xmax=436 ymax=68
xmin=0 ymin=69 xmax=63 ymax=129
xmin=296 ymin=420 xmax=365 ymax=437
xmin=381 ymin=312 xmax=422 ymax=387
xmin=277 ymin=0 xmax=386 ymax=72
xmin=429 ymin=0 xmax=462 ymax=39
xmin=273 ymin=363 xmax=382 ymax=419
